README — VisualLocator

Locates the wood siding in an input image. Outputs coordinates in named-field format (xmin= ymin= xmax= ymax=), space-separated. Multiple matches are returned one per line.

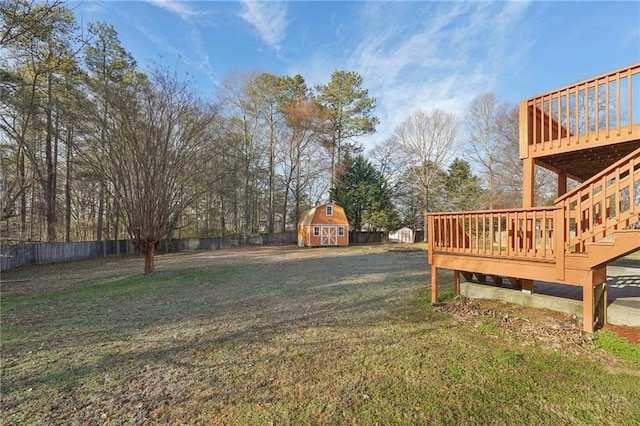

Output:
xmin=297 ymin=203 xmax=349 ymax=247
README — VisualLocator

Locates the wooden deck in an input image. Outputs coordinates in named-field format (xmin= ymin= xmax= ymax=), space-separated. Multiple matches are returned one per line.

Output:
xmin=429 ymin=64 xmax=640 ymax=332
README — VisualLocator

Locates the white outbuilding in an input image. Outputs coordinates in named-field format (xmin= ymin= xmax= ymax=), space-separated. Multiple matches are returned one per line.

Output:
xmin=389 ymin=227 xmax=415 ymax=243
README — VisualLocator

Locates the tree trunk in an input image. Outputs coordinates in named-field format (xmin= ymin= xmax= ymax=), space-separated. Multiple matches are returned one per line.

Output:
xmin=268 ymin=129 xmax=275 ymax=234
xmin=65 ymin=126 xmax=73 ymax=242
xmin=140 ymin=241 xmax=157 ymax=275
xmin=243 ymin=154 xmax=250 ymax=244
xmin=97 ymin=41 xmax=109 ymax=242
xmin=97 ymin=187 xmax=104 ymax=240
xmin=329 ymin=141 xmax=336 ymax=200
xmin=114 ymin=201 xmax=120 ymax=241
xmin=294 ymin=154 xmax=301 ymax=226
xmin=219 ymin=195 xmax=226 ymax=237
xmin=423 ymin=190 xmax=429 ymax=243
xmin=488 ymin=168 xmax=494 ymax=210
xmin=18 ymin=147 xmax=26 ymax=237
xmin=45 ymin=74 xmax=57 ymax=242
xmin=281 ymin=168 xmax=292 ymax=232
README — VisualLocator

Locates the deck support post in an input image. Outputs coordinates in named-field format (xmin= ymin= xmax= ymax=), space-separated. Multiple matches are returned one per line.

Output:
xmin=557 ymin=170 xmax=568 ymax=197
xmin=583 ymin=283 xmax=595 ymax=333
xmin=431 ymin=265 xmax=439 ymax=303
xmin=453 ymin=270 xmax=460 ymax=296
xmin=521 ymin=279 xmax=534 ymax=295
xmin=522 ymin=158 xmax=535 ymax=208
xmin=509 ymin=277 xmax=522 ymax=290
xmin=594 ymin=282 xmax=607 ymax=329
xmin=583 ymin=267 xmax=608 ymax=333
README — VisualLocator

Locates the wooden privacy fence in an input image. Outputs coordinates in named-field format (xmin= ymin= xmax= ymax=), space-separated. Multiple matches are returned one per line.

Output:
xmin=1 ymin=231 xmax=406 ymax=272
xmin=1 ymin=232 xmax=297 ymax=272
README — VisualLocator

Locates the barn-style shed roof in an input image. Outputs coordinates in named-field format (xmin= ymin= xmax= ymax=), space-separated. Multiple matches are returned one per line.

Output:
xmin=298 ymin=203 xmax=348 ymax=226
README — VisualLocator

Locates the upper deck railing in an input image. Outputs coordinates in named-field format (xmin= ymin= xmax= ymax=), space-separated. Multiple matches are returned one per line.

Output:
xmin=519 ymin=63 xmax=640 ymax=159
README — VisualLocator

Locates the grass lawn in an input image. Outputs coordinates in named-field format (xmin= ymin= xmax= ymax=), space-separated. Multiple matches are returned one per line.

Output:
xmin=1 ymin=245 xmax=639 ymax=425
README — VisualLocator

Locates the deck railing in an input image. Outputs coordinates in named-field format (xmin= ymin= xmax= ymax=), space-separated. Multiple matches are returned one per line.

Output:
xmin=428 ymin=207 xmax=561 ymax=265
xmin=519 ymin=63 xmax=640 ymax=158
xmin=555 ymin=146 xmax=640 ymax=253
xmin=428 ymin=148 xmax=640 ymax=269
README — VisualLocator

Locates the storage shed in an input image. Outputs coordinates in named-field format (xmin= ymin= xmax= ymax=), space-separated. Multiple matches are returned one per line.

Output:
xmin=389 ymin=227 xmax=415 ymax=243
xmin=297 ymin=203 xmax=349 ymax=247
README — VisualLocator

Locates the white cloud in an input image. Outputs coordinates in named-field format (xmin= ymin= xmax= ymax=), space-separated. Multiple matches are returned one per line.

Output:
xmin=288 ymin=1 xmax=535 ymax=152
xmin=341 ymin=1 xmax=534 ymax=151
xmin=144 ymin=0 xmax=198 ymax=21
xmin=239 ymin=0 xmax=288 ymax=51
xmin=83 ymin=4 xmax=106 ymax=15
xmin=120 ymin=3 xmax=217 ymax=92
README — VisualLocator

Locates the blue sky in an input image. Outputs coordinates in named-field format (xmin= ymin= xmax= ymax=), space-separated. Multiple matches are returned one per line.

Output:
xmin=73 ymin=1 xmax=640 ymax=149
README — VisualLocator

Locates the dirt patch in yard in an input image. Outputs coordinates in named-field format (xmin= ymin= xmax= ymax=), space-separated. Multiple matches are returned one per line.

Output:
xmin=604 ymin=324 xmax=640 ymax=344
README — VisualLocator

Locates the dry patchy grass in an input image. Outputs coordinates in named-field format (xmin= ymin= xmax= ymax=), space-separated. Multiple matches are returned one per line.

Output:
xmin=1 ymin=245 xmax=639 ymax=425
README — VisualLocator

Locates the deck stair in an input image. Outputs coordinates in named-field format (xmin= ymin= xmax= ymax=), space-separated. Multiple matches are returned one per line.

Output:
xmin=577 ymin=230 xmax=640 ymax=268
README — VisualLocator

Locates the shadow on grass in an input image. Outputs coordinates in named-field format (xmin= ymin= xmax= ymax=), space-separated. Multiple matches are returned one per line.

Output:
xmin=2 ymin=248 xmax=453 ymax=413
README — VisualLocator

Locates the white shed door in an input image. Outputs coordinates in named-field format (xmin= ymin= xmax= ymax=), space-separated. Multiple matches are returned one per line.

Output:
xmin=320 ymin=226 xmax=338 ymax=246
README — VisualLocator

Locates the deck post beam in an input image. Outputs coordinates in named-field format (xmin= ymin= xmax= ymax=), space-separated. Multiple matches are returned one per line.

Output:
xmin=594 ymin=282 xmax=607 ymax=328
xmin=555 ymin=207 xmax=566 ymax=281
xmin=583 ymin=283 xmax=595 ymax=333
xmin=518 ymin=100 xmax=529 ymax=160
xmin=557 ymin=170 xmax=568 ymax=197
xmin=509 ymin=277 xmax=522 ymax=290
xmin=523 ymin=158 xmax=535 ymax=208
xmin=453 ymin=270 xmax=460 ymax=296
xmin=521 ymin=279 xmax=534 ymax=295
xmin=431 ymin=265 xmax=439 ymax=303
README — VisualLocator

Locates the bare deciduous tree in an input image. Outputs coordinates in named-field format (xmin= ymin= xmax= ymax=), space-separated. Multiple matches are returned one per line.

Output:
xmin=464 ymin=92 xmax=508 ymax=209
xmin=393 ymin=109 xmax=459 ymax=239
xmin=84 ymin=68 xmax=218 ymax=275
xmin=278 ymin=75 xmax=328 ymax=228
xmin=216 ymin=70 xmax=267 ymax=242
xmin=484 ymin=100 xmax=558 ymax=208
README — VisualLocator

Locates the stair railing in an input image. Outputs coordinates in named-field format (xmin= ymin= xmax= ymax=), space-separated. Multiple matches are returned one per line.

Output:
xmin=555 ymin=147 xmax=640 ymax=254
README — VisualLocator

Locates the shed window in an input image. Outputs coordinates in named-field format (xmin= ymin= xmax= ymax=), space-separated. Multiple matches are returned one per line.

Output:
xmin=326 ymin=205 xmax=333 ymax=216
xmin=338 ymin=226 xmax=345 ymax=236
xmin=313 ymin=226 xmax=320 ymax=236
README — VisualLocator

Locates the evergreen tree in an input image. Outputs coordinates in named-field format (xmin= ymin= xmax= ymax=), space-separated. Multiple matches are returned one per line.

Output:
xmin=83 ymin=21 xmax=137 ymax=241
xmin=316 ymin=70 xmax=379 ymax=194
xmin=443 ymin=158 xmax=484 ymax=211
xmin=331 ymin=155 xmax=398 ymax=232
